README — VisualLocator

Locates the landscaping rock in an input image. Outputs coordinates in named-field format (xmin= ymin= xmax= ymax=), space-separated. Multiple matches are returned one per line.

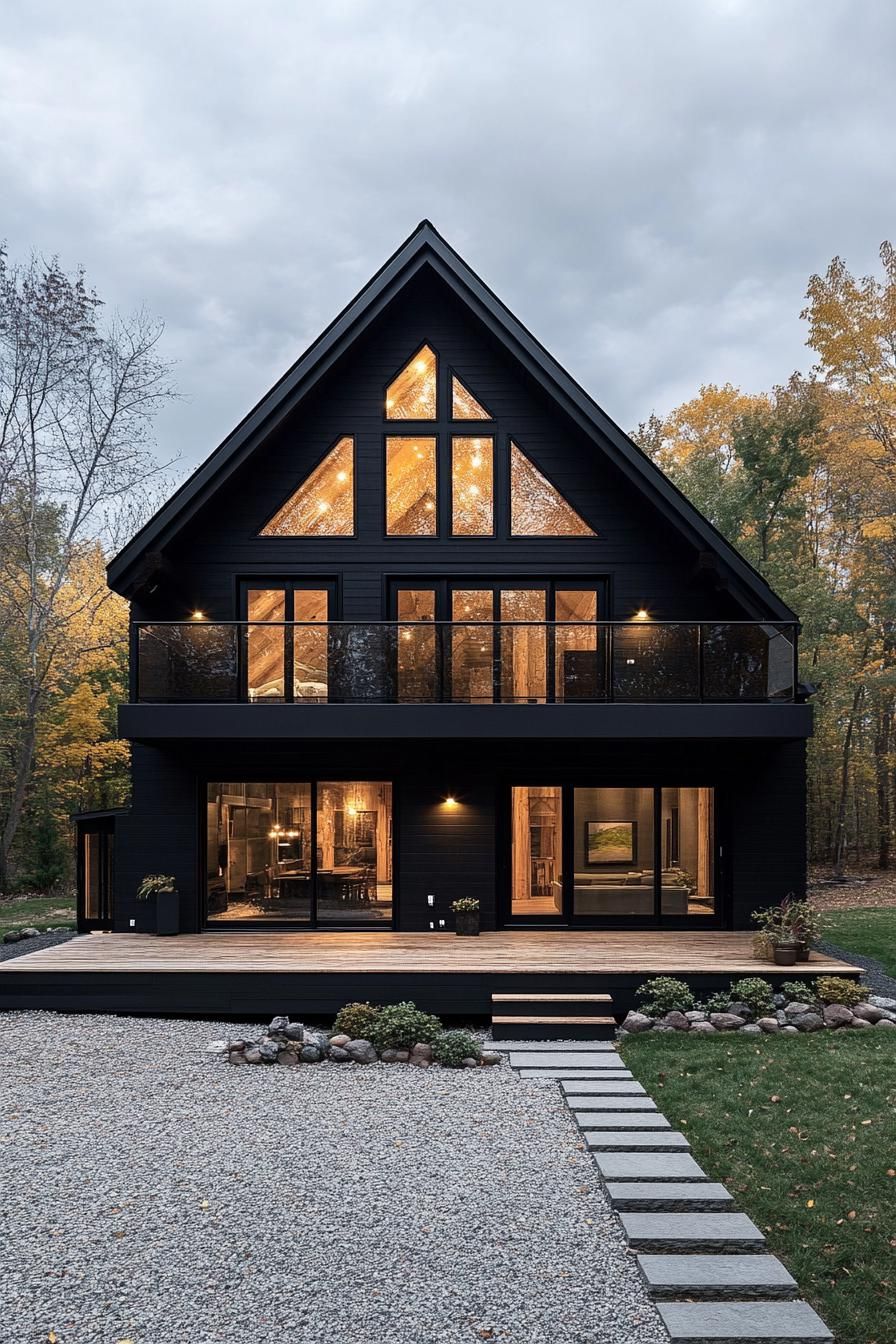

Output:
xmin=822 ymin=1004 xmax=854 ymax=1029
xmin=411 ymin=1043 xmax=433 ymax=1062
xmin=462 ymin=1057 xmax=478 ymax=1068
xmin=329 ymin=1033 xmax=351 ymax=1048
xmin=690 ymin=1022 xmax=717 ymax=1034
xmin=2 ymin=931 xmax=22 ymax=943
xmin=784 ymin=1001 xmax=814 ymax=1017
xmin=772 ymin=992 xmax=786 ymax=1007
xmin=708 ymin=1013 xmax=744 ymax=1031
xmin=662 ymin=1011 xmax=691 ymax=1031
xmin=480 ymin=1051 xmax=502 ymax=1065
xmin=346 ymin=1039 xmax=377 ymax=1064
xmin=621 ymin=1011 xmax=654 ymax=1033
xmin=849 ymin=1016 xmax=873 ymax=1028
xmin=300 ymin=1044 xmax=322 ymax=1063
xmin=790 ymin=1012 xmax=823 ymax=1032
xmin=775 ymin=1009 xmax=788 ymax=1023
xmin=21 ymin=927 xmax=40 ymax=937
xmin=284 ymin=1022 xmax=305 ymax=1040
xmin=328 ymin=1045 xmax=350 ymax=1062
xmin=684 ymin=1010 xmax=707 ymax=1022
xmin=393 ymin=1049 xmax=410 ymax=1062
xmin=228 ymin=1049 xmax=245 ymax=1065
xmin=868 ymin=994 xmax=896 ymax=1009
xmin=259 ymin=1040 xmax=280 ymax=1062
xmin=268 ymin=1015 xmax=289 ymax=1035
xmin=779 ymin=1024 xmax=799 ymax=1034
xmin=756 ymin=1017 xmax=779 ymax=1033
xmin=852 ymin=1003 xmax=884 ymax=1023
xmin=727 ymin=1001 xmax=753 ymax=1021
xmin=875 ymin=1017 xmax=896 ymax=1028
xmin=380 ymin=1048 xmax=400 ymax=1063
xmin=244 ymin=1047 xmax=262 ymax=1063
xmin=409 ymin=1054 xmax=431 ymax=1067
xmin=278 ymin=1049 xmax=299 ymax=1066
xmin=738 ymin=1023 xmax=761 ymax=1035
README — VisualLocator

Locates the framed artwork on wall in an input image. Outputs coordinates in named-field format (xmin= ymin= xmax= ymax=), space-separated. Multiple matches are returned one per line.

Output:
xmin=585 ymin=820 xmax=636 ymax=865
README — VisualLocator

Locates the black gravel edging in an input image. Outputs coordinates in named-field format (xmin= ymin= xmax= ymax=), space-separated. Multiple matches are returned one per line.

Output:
xmin=0 ymin=930 xmax=79 ymax=963
xmin=815 ymin=938 xmax=896 ymax=999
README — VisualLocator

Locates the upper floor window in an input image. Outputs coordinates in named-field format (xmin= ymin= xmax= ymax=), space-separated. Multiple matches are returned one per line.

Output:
xmin=260 ymin=435 xmax=354 ymax=537
xmin=386 ymin=436 xmax=437 ymax=535
xmin=452 ymin=375 xmax=490 ymax=419
xmin=509 ymin=441 xmax=594 ymax=537
xmin=386 ymin=345 xmax=437 ymax=419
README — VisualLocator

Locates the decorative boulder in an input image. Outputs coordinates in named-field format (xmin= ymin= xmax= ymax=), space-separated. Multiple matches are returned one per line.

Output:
xmin=685 ymin=1010 xmax=707 ymax=1022
xmin=411 ymin=1043 xmax=434 ymax=1062
xmin=21 ymin=927 xmax=40 ymax=938
xmin=739 ymin=1023 xmax=762 ymax=1035
xmin=346 ymin=1039 xmax=377 ymax=1064
xmin=661 ymin=1011 xmax=691 ymax=1031
xmin=691 ymin=1021 xmax=718 ymax=1034
xmin=480 ymin=1051 xmax=502 ymax=1065
xmin=228 ymin=1049 xmax=246 ymax=1065
xmin=462 ymin=1057 xmax=478 ymax=1068
xmin=268 ymin=1015 xmax=290 ymax=1035
xmin=779 ymin=1025 xmax=799 ymax=1034
xmin=709 ymin=1012 xmax=745 ymax=1031
xmin=790 ymin=1012 xmax=823 ymax=1032
xmin=727 ymin=1002 xmax=753 ymax=1021
xmin=284 ymin=1022 xmax=305 ymax=1040
xmin=380 ymin=1049 xmax=400 ymax=1063
xmin=756 ymin=1017 xmax=780 ymax=1033
xmin=278 ymin=1049 xmax=300 ymax=1066
xmin=259 ymin=1040 xmax=280 ymax=1062
xmin=852 ymin=1003 xmax=884 ymax=1023
xmin=393 ymin=1049 xmax=410 ymax=1063
xmin=822 ymin=1004 xmax=854 ymax=1029
xmin=2 ymin=931 xmax=22 ymax=943
xmin=329 ymin=1033 xmax=351 ymax=1048
xmin=244 ymin=1047 xmax=262 ymax=1063
xmin=300 ymin=1044 xmax=322 ymax=1063
xmin=328 ymin=1045 xmax=350 ymax=1062
xmin=620 ymin=1011 xmax=654 ymax=1034
xmin=849 ymin=1016 xmax=873 ymax=1029
xmin=784 ymin=1001 xmax=814 ymax=1018
xmin=875 ymin=1018 xmax=896 ymax=1029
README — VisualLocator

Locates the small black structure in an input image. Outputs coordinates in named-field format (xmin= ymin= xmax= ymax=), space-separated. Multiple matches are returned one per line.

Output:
xmin=70 ymin=224 xmax=811 ymax=992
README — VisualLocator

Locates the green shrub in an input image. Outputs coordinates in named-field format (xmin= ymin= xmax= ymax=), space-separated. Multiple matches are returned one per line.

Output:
xmin=368 ymin=1000 xmax=443 ymax=1050
xmin=432 ymin=1029 xmax=481 ymax=1067
xmin=635 ymin=976 xmax=696 ymax=1017
xmin=729 ymin=977 xmax=775 ymax=1014
xmin=815 ymin=976 xmax=864 ymax=1007
xmin=703 ymin=990 xmax=733 ymax=1014
xmin=333 ymin=1001 xmax=381 ymax=1039
xmin=779 ymin=980 xmax=816 ymax=1003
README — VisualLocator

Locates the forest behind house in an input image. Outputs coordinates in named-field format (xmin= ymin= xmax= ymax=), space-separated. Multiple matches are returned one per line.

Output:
xmin=2 ymin=242 xmax=895 ymax=896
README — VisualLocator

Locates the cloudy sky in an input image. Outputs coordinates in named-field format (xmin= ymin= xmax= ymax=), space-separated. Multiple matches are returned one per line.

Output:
xmin=2 ymin=0 xmax=895 ymax=473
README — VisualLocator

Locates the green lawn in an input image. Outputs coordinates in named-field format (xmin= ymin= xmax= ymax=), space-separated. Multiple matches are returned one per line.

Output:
xmin=0 ymin=893 xmax=76 ymax=938
xmin=823 ymin=906 xmax=896 ymax=976
xmin=621 ymin=1033 xmax=896 ymax=1344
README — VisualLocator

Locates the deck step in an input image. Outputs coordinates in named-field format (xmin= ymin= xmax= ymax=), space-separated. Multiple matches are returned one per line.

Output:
xmin=638 ymin=1253 xmax=797 ymax=1301
xmin=585 ymin=1130 xmax=691 ymax=1152
xmin=656 ymin=1300 xmax=833 ymax=1342
xmin=491 ymin=992 xmax=612 ymax=1002
xmin=621 ymin=1212 xmax=765 ymax=1252
xmin=492 ymin=1015 xmax=616 ymax=1040
xmin=607 ymin=1181 xmax=734 ymax=1211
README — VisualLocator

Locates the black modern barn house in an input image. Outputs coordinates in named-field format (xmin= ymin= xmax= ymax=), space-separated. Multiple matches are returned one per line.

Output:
xmin=1 ymin=223 xmax=857 ymax=1025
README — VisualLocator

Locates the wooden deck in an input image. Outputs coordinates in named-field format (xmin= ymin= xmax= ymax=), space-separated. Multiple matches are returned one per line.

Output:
xmin=0 ymin=930 xmax=860 ymax=976
xmin=0 ymin=930 xmax=859 ymax=1020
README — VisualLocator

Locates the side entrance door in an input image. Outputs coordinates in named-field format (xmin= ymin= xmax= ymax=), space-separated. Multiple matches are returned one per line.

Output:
xmin=76 ymin=814 xmax=117 ymax=931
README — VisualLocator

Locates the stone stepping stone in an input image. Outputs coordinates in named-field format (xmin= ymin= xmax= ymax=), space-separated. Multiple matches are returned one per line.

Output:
xmin=509 ymin=1051 xmax=624 ymax=1069
xmin=607 ymin=1182 xmax=734 ymax=1211
xmin=561 ymin=1079 xmax=646 ymax=1095
xmin=638 ymin=1253 xmax=797 ymax=1300
xmin=657 ymin=1299 xmax=833 ymax=1342
xmin=572 ymin=1110 xmax=671 ymax=1129
xmin=621 ymin=1212 xmax=765 ymax=1252
xmin=593 ymin=1152 xmax=709 ymax=1182
xmin=518 ymin=1068 xmax=634 ymax=1080
xmin=585 ymin=1130 xmax=691 ymax=1151
xmin=565 ymin=1094 xmax=657 ymax=1111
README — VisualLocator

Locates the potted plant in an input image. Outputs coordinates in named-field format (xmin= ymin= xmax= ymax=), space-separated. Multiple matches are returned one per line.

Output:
xmin=137 ymin=874 xmax=179 ymax=936
xmin=450 ymin=897 xmax=480 ymax=937
xmin=751 ymin=901 xmax=799 ymax=965
xmin=785 ymin=898 xmax=822 ymax=961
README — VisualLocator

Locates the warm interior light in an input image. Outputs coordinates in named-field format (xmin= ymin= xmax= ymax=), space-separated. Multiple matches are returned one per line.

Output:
xmin=336 ymin=470 xmax=347 ymax=482
xmin=635 ymin=608 xmax=649 ymax=621
xmin=443 ymin=796 xmax=458 ymax=807
xmin=191 ymin=610 xmax=206 ymax=621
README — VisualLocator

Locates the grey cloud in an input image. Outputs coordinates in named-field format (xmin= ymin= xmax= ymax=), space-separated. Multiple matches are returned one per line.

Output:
xmin=1 ymin=0 xmax=894 ymax=470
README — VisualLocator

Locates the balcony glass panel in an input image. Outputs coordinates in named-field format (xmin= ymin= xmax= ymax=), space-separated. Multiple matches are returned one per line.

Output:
xmin=450 ymin=590 xmax=494 ymax=703
xmin=137 ymin=624 xmax=239 ymax=702
xmin=293 ymin=590 xmax=329 ymax=701
xmin=555 ymin=590 xmax=601 ymax=701
xmin=396 ymin=589 xmax=438 ymax=702
xmin=702 ymin=624 xmax=792 ymax=701
xmin=612 ymin=623 xmax=699 ymax=701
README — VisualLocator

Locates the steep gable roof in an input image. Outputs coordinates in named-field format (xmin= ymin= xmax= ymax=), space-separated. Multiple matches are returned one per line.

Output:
xmin=107 ymin=222 xmax=796 ymax=621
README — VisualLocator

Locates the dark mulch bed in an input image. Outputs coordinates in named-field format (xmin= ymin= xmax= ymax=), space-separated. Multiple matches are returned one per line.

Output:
xmin=0 ymin=930 xmax=79 ymax=963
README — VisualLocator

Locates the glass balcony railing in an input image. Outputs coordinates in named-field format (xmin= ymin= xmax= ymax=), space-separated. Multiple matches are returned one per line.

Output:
xmin=132 ymin=621 xmax=799 ymax=705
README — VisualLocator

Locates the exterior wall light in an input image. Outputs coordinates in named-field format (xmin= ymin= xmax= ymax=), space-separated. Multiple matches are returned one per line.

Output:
xmin=634 ymin=608 xmax=649 ymax=621
xmin=443 ymin=796 xmax=458 ymax=807
xmin=191 ymin=610 xmax=206 ymax=621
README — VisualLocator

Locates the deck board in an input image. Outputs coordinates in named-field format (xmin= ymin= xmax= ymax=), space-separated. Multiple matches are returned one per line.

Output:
xmin=0 ymin=930 xmax=860 ymax=977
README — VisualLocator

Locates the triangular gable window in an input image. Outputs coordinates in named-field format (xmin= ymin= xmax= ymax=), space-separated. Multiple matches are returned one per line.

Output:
xmin=509 ymin=441 xmax=595 ymax=536
xmin=451 ymin=374 xmax=491 ymax=420
xmin=259 ymin=436 xmax=354 ymax=536
xmin=386 ymin=344 xmax=437 ymax=419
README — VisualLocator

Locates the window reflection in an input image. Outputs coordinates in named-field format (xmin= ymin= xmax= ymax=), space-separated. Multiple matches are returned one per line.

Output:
xmin=397 ymin=589 xmax=437 ymax=702
xmin=510 ymin=441 xmax=595 ymax=536
xmin=260 ymin=436 xmax=354 ymax=536
xmin=386 ymin=437 xmax=437 ymax=535
xmin=247 ymin=589 xmax=285 ymax=701
xmin=511 ymin=786 xmax=563 ymax=915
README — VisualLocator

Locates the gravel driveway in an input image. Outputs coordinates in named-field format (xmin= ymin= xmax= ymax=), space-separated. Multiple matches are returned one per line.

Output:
xmin=0 ymin=1012 xmax=665 ymax=1344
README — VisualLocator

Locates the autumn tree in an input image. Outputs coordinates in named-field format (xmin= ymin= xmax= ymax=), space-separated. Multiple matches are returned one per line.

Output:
xmin=0 ymin=247 xmax=174 ymax=890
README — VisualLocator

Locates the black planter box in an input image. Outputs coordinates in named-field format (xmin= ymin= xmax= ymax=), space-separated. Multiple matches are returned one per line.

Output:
xmin=454 ymin=910 xmax=480 ymax=937
xmin=135 ymin=899 xmax=156 ymax=934
xmin=155 ymin=889 xmax=180 ymax=936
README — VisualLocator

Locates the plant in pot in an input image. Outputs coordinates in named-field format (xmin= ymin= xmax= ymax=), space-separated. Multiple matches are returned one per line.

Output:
xmin=784 ymin=898 xmax=822 ymax=961
xmin=751 ymin=902 xmax=798 ymax=965
xmin=137 ymin=874 xmax=179 ymax=936
xmin=450 ymin=897 xmax=480 ymax=937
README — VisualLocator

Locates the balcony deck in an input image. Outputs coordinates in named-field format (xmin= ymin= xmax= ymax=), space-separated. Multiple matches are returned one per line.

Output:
xmin=0 ymin=930 xmax=859 ymax=1018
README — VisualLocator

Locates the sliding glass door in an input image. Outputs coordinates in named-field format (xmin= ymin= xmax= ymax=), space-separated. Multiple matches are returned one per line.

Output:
xmin=509 ymin=784 xmax=718 ymax=924
xmin=206 ymin=780 xmax=392 ymax=926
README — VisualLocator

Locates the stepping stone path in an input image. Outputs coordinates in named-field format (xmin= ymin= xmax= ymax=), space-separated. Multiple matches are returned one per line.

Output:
xmin=498 ymin=1038 xmax=834 ymax=1343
